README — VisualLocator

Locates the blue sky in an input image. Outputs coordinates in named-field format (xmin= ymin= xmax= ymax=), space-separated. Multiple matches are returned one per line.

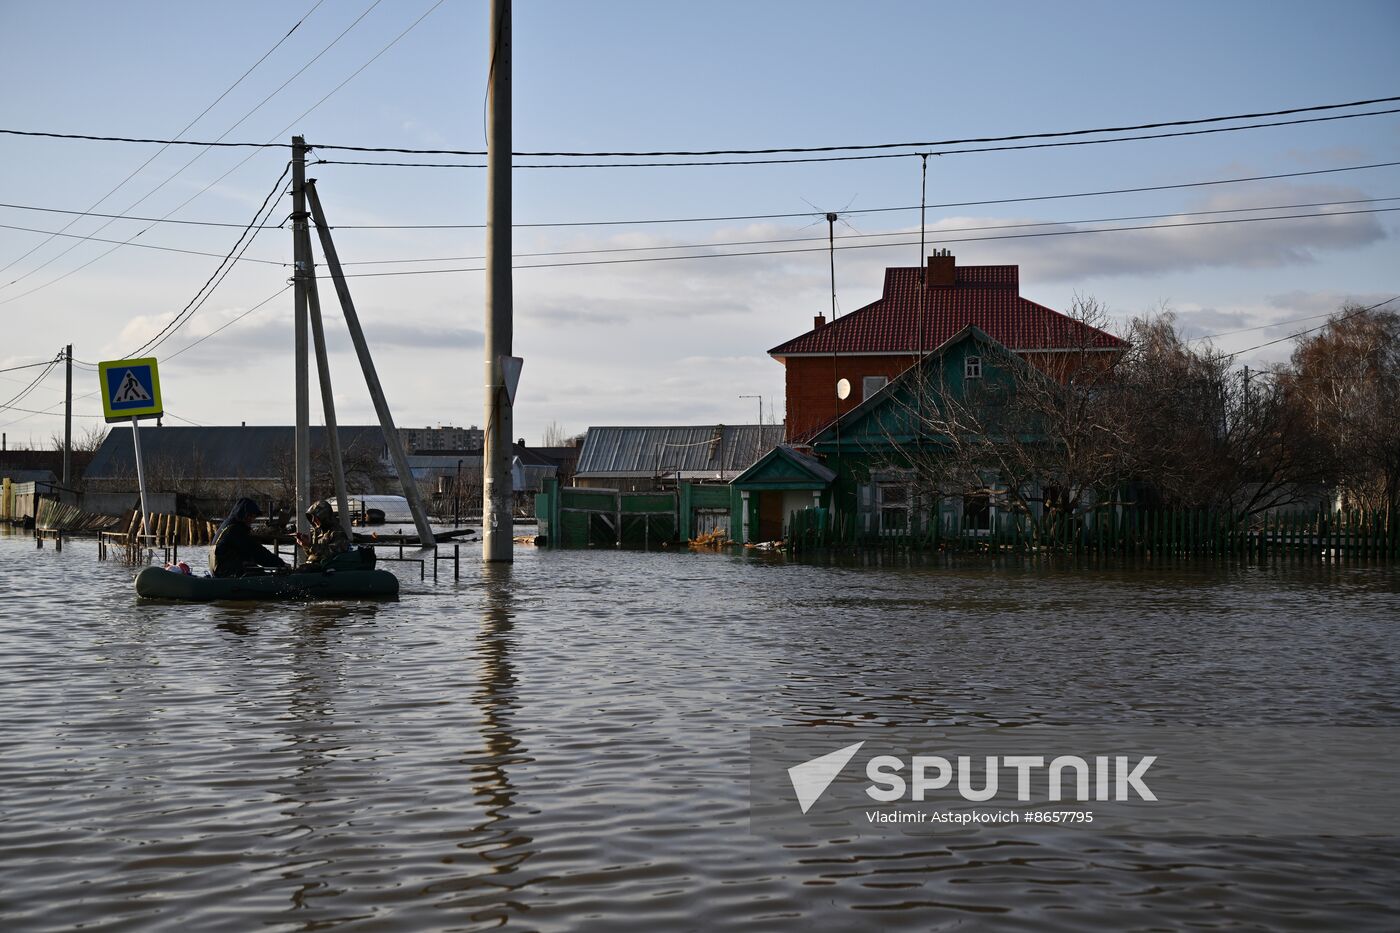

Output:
xmin=1 ymin=0 xmax=1396 ymax=447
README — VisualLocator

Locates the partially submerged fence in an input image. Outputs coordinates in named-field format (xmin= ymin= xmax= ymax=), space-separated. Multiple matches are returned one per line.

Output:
xmin=98 ymin=511 xmax=220 ymax=563
xmin=537 ymin=483 xmax=680 ymax=548
xmin=788 ymin=505 xmax=1400 ymax=559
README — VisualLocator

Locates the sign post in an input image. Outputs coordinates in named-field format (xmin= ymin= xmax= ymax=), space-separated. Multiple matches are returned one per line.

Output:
xmin=97 ymin=357 xmax=163 ymax=539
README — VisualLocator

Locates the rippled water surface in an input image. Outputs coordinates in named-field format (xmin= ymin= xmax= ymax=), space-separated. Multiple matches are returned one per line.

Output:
xmin=1 ymin=529 xmax=1397 ymax=931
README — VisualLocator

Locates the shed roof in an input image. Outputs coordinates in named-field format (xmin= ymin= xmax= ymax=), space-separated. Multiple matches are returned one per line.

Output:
xmin=85 ymin=425 xmax=388 ymax=480
xmin=575 ymin=424 xmax=785 ymax=478
xmin=769 ymin=263 xmax=1125 ymax=357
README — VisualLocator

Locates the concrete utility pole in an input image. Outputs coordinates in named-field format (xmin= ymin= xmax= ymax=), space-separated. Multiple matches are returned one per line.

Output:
xmin=300 ymin=221 xmax=353 ymax=537
xmin=483 ymin=0 xmax=514 ymax=562
xmin=292 ymin=136 xmax=311 ymax=547
xmin=63 ymin=344 xmax=72 ymax=487
xmin=305 ymin=180 xmax=436 ymax=548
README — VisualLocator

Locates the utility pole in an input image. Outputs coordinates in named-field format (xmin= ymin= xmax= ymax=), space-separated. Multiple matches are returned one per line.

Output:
xmin=292 ymin=136 xmax=311 ymax=549
xmin=306 ymin=181 xmax=436 ymax=548
xmin=63 ymin=344 xmax=72 ymax=487
xmin=301 ymin=220 xmax=352 ymax=537
xmin=483 ymin=0 xmax=514 ymax=562
xmin=739 ymin=394 xmax=761 ymax=461
xmin=826 ymin=212 xmax=838 ymax=320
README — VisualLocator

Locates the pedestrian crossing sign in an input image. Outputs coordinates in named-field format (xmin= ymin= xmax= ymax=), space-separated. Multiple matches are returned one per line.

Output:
xmin=98 ymin=357 xmax=163 ymax=422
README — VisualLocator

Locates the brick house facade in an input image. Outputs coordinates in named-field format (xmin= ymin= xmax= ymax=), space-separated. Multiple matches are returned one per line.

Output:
xmin=770 ymin=251 xmax=1125 ymax=441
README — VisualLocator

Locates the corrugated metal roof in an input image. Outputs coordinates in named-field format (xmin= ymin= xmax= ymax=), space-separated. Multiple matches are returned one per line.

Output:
xmin=575 ymin=424 xmax=786 ymax=478
xmin=84 ymin=425 xmax=388 ymax=480
xmin=769 ymin=264 xmax=1125 ymax=356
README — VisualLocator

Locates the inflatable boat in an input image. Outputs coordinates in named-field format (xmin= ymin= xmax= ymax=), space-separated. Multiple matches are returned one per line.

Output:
xmin=135 ymin=565 xmax=399 ymax=601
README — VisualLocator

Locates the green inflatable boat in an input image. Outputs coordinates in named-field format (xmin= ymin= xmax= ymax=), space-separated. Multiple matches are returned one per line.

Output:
xmin=135 ymin=566 xmax=399 ymax=601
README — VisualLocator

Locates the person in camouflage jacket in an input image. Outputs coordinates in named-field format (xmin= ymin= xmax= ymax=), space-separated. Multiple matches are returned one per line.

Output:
xmin=296 ymin=499 xmax=350 ymax=566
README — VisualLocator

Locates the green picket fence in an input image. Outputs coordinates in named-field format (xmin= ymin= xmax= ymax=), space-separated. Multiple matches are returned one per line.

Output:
xmin=787 ymin=506 xmax=1399 ymax=559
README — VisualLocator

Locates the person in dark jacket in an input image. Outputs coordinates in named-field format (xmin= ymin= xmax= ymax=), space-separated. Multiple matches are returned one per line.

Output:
xmin=209 ymin=497 xmax=287 ymax=578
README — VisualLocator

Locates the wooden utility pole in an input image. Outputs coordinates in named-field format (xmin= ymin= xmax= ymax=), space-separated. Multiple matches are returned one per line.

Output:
xmin=483 ymin=0 xmax=514 ymax=562
xmin=63 ymin=344 xmax=72 ymax=487
xmin=305 ymin=180 xmax=436 ymax=548
xmin=292 ymin=136 xmax=311 ymax=547
xmin=301 ymin=220 xmax=352 ymax=537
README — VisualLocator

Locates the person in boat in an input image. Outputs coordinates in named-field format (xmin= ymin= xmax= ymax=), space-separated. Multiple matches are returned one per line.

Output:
xmin=295 ymin=499 xmax=351 ymax=568
xmin=209 ymin=497 xmax=288 ymax=578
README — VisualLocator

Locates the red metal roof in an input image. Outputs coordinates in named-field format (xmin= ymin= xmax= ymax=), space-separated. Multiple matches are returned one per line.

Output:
xmin=769 ymin=264 xmax=1126 ymax=356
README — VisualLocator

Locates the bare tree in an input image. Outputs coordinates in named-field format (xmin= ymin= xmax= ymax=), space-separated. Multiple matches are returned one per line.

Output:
xmin=1115 ymin=312 xmax=1326 ymax=517
xmin=48 ymin=425 xmax=108 ymax=454
xmin=1284 ymin=305 xmax=1400 ymax=511
xmin=541 ymin=420 xmax=570 ymax=447
xmin=875 ymin=296 xmax=1130 ymax=541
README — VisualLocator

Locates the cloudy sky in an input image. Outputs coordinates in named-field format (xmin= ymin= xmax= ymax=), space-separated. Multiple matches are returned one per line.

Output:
xmin=1 ymin=0 xmax=1396 ymax=448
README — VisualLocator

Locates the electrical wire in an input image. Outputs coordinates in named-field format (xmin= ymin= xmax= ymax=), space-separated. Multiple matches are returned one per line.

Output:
xmin=0 ymin=0 xmax=325 ymax=282
xmin=325 ymin=196 xmax=1400 ymax=267
xmin=0 ymin=222 xmax=286 ymax=265
xmin=0 ymin=358 xmax=64 ymax=375
xmin=0 ymin=353 xmax=61 ymax=412
xmin=328 ymin=161 xmax=1400 ymax=228
xmin=164 ymin=284 xmax=292 ymax=362
xmin=4 ymin=93 xmax=1395 ymax=159
xmin=307 ymin=106 xmax=1400 ymax=168
xmin=126 ymin=164 xmax=291 ymax=358
xmin=1212 ymin=295 xmax=1400 ymax=360
xmin=312 ymin=205 xmax=1400 ymax=279
xmin=4 ymin=160 xmax=1395 ymax=232
xmin=0 ymin=0 xmax=395 ymax=306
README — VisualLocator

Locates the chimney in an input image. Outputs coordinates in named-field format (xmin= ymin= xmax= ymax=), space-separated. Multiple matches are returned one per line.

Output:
xmin=813 ymin=313 xmax=826 ymax=329
xmin=926 ymin=248 xmax=955 ymax=287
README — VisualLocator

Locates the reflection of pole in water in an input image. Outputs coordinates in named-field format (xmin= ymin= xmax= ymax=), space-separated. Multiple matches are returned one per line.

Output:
xmin=460 ymin=565 xmax=532 ymax=884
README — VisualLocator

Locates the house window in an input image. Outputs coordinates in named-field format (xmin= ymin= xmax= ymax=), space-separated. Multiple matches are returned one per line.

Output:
xmin=965 ymin=356 xmax=982 ymax=379
xmin=878 ymin=483 xmax=909 ymax=533
xmin=861 ymin=375 xmax=889 ymax=400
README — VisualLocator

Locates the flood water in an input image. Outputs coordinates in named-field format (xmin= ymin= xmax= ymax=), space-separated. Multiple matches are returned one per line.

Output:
xmin=1 ymin=528 xmax=1397 ymax=931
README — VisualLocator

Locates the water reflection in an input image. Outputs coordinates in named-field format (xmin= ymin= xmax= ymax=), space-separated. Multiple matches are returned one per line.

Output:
xmin=434 ymin=563 xmax=537 ymax=924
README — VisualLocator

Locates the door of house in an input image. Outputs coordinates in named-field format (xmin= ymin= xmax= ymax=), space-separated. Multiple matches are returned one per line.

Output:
xmin=757 ymin=491 xmax=784 ymax=542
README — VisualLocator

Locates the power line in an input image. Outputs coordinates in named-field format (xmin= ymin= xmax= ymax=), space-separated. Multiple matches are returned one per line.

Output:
xmin=308 ymin=107 xmax=1400 ymax=168
xmin=0 ymin=0 xmax=338 ymax=291
xmin=0 ymin=357 xmax=64 ymax=375
xmin=0 ymin=202 xmax=284 ymax=229
xmin=0 ymin=402 xmax=104 ymax=418
xmin=327 ymin=197 xmax=1400 ymax=267
xmin=127 ymin=164 xmax=291 ymax=358
xmin=315 ymin=206 xmax=1400 ymax=279
xmin=4 ymin=160 xmax=1395 ymax=232
xmin=313 ymin=94 xmax=1400 ymax=155
xmin=326 ymin=160 xmax=1400 ymax=227
xmin=0 ymin=0 xmax=391 ymax=307
xmin=0 ymin=0 xmax=325 ymax=283
xmin=4 ymin=93 xmax=1396 ymax=159
xmin=0 ymin=353 xmax=61 ymax=413
xmin=0 ymin=222 xmax=286 ymax=265
xmin=165 ymin=284 xmax=291 ymax=362
xmin=1213 ymin=296 xmax=1400 ymax=361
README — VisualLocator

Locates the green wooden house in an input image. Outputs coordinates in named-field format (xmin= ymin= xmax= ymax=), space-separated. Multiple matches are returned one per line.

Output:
xmin=736 ymin=325 xmax=1068 ymax=542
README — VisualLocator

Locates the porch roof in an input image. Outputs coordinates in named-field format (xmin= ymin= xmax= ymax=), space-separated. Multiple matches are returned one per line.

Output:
xmin=731 ymin=444 xmax=835 ymax=490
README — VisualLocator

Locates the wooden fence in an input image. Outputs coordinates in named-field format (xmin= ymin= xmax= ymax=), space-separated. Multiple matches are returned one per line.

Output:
xmin=788 ymin=506 xmax=1399 ymax=559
